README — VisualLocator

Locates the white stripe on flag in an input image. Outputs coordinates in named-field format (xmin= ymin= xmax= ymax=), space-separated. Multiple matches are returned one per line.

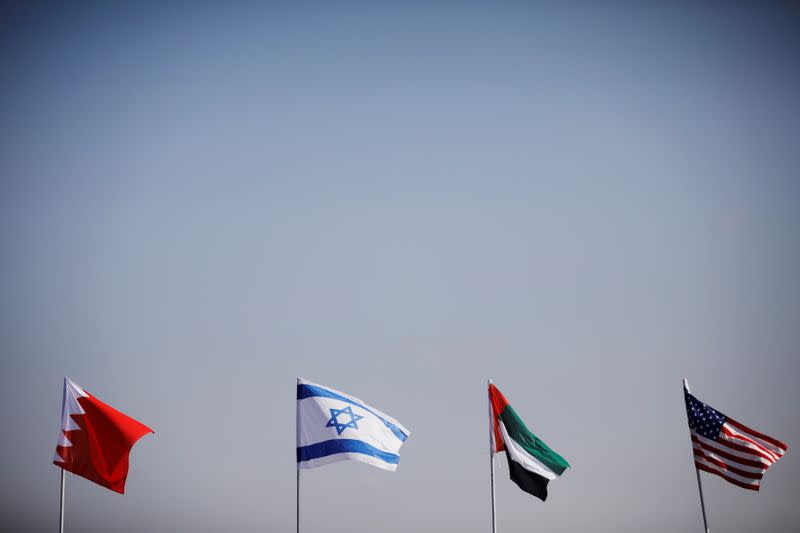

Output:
xmin=694 ymin=456 xmax=760 ymax=486
xmin=717 ymin=431 xmax=777 ymax=464
xmin=691 ymin=443 xmax=766 ymax=474
xmin=498 ymin=420 xmax=557 ymax=480
xmin=722 ymin=423 xmax=784 ymax=460
xmin=691 ymin=432 xmax=771 ymax=467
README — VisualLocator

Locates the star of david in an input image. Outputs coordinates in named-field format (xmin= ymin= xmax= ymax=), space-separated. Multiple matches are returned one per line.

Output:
xmin=326 ymin=405 xmax=364 ymax=435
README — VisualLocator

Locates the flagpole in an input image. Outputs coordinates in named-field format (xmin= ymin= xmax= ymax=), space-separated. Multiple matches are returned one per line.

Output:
xmin=296 ymin=468 xmax=300 ymax=533
xmin=296 ymin=377 xmax=301 ymax=533
xmin=488 ymin=379 xmax=497 ymax=533
xmin=59 ymin=377 xmax=66 ymax=533
xmin=683 ymin=379 xmax=710 ymax=533
xmin=59 ymin=469 xmax=65 ymax=533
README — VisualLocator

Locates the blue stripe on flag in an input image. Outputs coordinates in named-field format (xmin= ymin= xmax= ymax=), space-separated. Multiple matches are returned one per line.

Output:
xmin=297 ymin=439 xmax=401 ymax=465
xmin=297 ymin=383 xmax=408 ymax=442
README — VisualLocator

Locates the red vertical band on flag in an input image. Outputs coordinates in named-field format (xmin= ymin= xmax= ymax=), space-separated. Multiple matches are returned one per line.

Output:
xmin=488 ymin=384 xmax=510 ymax=453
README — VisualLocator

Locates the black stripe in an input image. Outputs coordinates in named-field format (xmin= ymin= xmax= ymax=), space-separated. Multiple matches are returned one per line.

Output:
xmin=505 ymin=451 xmax=550 ymax=502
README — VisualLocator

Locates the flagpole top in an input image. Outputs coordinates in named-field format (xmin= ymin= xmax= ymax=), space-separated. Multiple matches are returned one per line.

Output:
xmin=682 ymin=378 xmax=690 ymax=393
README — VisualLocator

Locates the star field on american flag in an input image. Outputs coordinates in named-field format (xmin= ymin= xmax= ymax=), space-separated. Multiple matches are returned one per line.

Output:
xmin=685 ymin=394 xmax=727 ymax=439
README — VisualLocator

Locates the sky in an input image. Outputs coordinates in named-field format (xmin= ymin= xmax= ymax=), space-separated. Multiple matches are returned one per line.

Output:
xmin=1 ymin=1 xmax=799 ymax=531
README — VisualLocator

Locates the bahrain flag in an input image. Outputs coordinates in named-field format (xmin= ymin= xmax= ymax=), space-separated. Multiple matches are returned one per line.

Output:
xmin=53 ymin=378 xmax=153 ymax=493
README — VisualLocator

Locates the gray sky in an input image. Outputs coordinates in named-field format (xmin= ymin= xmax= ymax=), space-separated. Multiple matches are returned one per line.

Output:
xmin=1 ymin=1 xmax=799 ymax=531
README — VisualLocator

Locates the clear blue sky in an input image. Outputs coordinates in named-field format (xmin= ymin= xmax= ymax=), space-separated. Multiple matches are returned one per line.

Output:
xmin=1 ymin=2 xmax=799 ymax=531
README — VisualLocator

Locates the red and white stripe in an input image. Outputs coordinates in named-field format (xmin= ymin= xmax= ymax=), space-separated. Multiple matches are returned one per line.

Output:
xmin=691 ymin=418 xmax=788 ymax=491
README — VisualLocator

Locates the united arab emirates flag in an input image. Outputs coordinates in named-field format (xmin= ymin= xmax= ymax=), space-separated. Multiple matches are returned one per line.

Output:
xmin=489 ymin=382 xmax=569 ymax=501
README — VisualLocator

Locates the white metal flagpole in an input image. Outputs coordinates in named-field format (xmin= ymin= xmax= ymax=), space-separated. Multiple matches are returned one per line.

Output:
xmin=296 ymin=468 xmax=300 ymax=533
xmin=296 ymin=377 xmax=301 ymax=533
xmin=59 ymin=469 xmax=65 ymax=533
xmin=488 ymin=379 xmax=497 ymax=533
xmin=58 ymin=377 xmax=66 ymax=533
xmin=683 ymin=378 xmax=710 ymax=533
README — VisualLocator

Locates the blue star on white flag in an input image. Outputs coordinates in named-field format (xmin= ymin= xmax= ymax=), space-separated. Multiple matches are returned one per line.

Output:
xmin=296 ymin=378 xmax=410 ymax=471
xmin=326 ymin=406 xmax=364 ymax=435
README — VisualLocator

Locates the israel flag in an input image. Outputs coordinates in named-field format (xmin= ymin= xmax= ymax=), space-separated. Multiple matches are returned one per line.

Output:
xmin=296 ymin=378 xmax=410 ymax=471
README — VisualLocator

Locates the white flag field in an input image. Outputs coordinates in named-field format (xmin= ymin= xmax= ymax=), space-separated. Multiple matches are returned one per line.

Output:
xmin=296 ymin=378 xmax=410 ymax=471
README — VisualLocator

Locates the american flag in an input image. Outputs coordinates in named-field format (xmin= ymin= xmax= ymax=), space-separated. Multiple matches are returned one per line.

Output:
xmin=685 ymin=390 xmax=788 ymax=491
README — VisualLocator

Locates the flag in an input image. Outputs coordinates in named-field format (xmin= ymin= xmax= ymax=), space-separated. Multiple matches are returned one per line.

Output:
xmin=685 ymin=389 xmax=788 ymax=491
xmin=489 ymin=382 xmax=569 ymax=501
xmin=296 ymin=378 xmax=410 ymax=471
xmin=53 ymin=378 xmax=153 ymax=493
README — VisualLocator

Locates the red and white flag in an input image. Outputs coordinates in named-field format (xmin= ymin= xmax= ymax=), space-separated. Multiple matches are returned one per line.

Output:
xmin=53 ymin=378 xmax=153 ymax=493
xmin=685 ymin=389 xmax=788 ymax=491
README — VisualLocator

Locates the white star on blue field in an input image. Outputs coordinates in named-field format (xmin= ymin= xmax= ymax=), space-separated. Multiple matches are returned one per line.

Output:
xmin=326 ymin=406 xmax=365 ymax=435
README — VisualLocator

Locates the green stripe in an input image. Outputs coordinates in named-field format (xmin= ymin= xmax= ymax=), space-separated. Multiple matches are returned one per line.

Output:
xmin=500 ymin=405 xmax=570 ymax=476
